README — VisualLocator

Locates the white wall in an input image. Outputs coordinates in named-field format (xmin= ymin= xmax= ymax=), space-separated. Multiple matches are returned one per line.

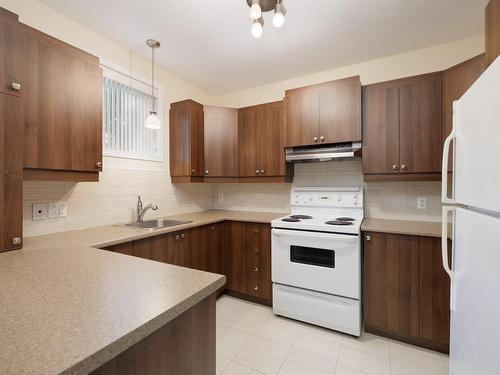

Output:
xmin=0 ymin=0 xmax=216 ymax=236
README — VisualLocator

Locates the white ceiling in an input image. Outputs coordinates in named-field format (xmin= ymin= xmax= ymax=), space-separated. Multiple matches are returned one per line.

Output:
xmin=38 ymin=0 xmax=488 ymax=94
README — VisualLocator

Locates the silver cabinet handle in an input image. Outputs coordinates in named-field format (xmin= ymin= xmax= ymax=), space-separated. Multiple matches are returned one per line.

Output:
xmin=191 ymin=169 xmax=196 ymax=175
xmin=175 ymin=235 xmax=180 ymax=241
xmin=392 ymin=164 xmax=399 ymax=171
xmin=256 ymin=170 xmax=260 ymax=174
xmin=205 ymin=169 xmax=209 ymax=175
xmin=11 ymin=82 xmax=21 ymax=91
xmin=320 ymin=136 xmax=325 ymax=142
xmin=254 ymin=267 xmax=259 ymax=272
xmin=260 ymin=169 xmax=264 ymax=174
xmin=181 ymin=233 xmax=185 ymax=239
xmin=365 ymin=235 xmax=371 ymax=241
xmin=12 ymin=237 xmax=22 ymax=245
xmin=254 ymin=286 xmax=259 ymax=291
xmin=401 ymin=164 xmax=407 ymax=170
xmin=96 ymin=161 xmax=102 ymax=168
xmin=313 ymin=136 xmax=318 ymax=143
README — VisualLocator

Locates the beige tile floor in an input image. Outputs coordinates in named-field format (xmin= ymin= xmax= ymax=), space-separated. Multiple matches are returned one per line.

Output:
xmin=216 ymin=296 xmax=449 ymax=375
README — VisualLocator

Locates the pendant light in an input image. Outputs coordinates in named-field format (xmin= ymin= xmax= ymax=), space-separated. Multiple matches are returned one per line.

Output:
xmin=272 ymin=0 xmax=286 ymax=28
xmin=145 ymin=39 xmax=161 ymax=130
xmin=249 ymin=0 xmax=262 ymax=20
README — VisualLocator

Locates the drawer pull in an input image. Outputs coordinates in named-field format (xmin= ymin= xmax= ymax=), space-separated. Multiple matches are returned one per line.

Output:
xmin=254 ymin=286 xmax=259 ymax=291
xmin=254 ymin=267 xmax=259 ymax=272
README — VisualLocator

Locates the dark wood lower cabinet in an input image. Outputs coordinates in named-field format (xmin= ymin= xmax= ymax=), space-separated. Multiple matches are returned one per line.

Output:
xmin=227 ymin=221 xmax=272 ymax=304
xmin=91 ymin=294 xmax=216 ymax=375
xmin=363 ymin=232 xmax=451 ymax=353
xmin=179 ymin=226 xmax=210 ymax=271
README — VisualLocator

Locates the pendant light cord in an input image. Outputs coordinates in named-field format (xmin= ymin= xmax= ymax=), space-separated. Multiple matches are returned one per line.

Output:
xmin=151 ymin=44 xmax=155 ymax=113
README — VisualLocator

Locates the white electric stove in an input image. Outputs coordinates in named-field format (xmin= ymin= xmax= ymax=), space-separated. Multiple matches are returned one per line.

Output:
xmin=271 ymin=187 xmax=363 ymax=336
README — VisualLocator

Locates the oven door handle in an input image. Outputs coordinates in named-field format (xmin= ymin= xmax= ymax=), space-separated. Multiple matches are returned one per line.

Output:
xmin=272 ymin=228 xmax=358 ymax=242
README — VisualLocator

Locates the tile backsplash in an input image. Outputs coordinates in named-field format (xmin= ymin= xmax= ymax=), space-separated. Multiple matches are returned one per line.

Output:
xmin=23 ymin=168 xmax=215 ymax=237
xmin=24 ymin=160 xmax=441 ymax=237
xmin=215 ymin=161 xmax=442 ymax=222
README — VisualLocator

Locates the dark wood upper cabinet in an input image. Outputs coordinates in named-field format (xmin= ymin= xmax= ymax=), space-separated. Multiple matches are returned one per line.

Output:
xmin=169 ymin=99 xmax=204 ymax=180
xmin=362 ymin=84 xmax=400 ymax=174
xmin=363 ymin=73 xmax=442 ymax=179
xmin=486 ymin=0 xmax=500 ymax=67
xmin=364 ymin=231 xmax=450 ymax=353
xmin=399 ymin=73 xmax=442 ymax=173
xmin=0 ymin=9 xmax=24 ymax=98
xmin=442 ymin=54 xmax=485 ymax=171
xmin=0 ymin=93 xmax=24 ymax=252
xmin=285 ymin=76 xmax=361 ymax=147
xmin=203 ymin=106 xmax=238 ymax=177
xmin=22 ymin=25 xmax=102 ymax=179
xmin=238 ymin=101 xmax=290 ymax=179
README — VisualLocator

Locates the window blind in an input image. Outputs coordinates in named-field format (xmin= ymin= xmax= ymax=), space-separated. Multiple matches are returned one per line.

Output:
xmin=103 ymin=77 xmax=162 ymax=161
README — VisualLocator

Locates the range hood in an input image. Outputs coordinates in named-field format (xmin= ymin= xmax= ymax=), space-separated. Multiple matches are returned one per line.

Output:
xmin=285 ymin=142 xmax=362 ymax=163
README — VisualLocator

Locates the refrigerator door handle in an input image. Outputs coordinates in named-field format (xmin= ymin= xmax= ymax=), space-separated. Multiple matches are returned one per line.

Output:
xmin=441 ymin=101 xmax=457 ymax=204
xmin=442 ymin=206 xmax=455 ymax=284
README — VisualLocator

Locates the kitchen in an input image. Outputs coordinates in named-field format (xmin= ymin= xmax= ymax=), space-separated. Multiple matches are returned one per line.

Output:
xmin=0 ymin=0 xmax=499 ymax=374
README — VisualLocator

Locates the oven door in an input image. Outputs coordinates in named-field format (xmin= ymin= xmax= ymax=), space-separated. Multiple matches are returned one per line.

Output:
xmin=271 ymin=228 xmax=360 ymax=299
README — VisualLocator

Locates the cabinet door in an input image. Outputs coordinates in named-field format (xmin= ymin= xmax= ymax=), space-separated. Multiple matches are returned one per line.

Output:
xmin=284 ymin=88 xmax=320 ymax=147
xmin=180 ymin=226 xmax=210 ymax=271
xmin=254 ymin=224 xmax=272 ymax=301
xmin=260 ymin=102 xmax=286 ymax=177
xmin=170 ymin=100 xmax=204 ymax=177
xmin=133 ymin=238 xmax=151 ymax=259
xmin=23 ymin=26 xmax=102 ymax=173
xmin=364 ymin=232 xmax=420 ymax=337
xmin=0 ymin=93 xmax=23 ymax=252
xmin=0 ymin=9 xmax=24 ymax=97
xmin=363 ymin=84 xmax=400 ymax=174
xmin=227 ymin=222 xmax=253 ymax=294
xmin=238 ymin=109 xmax=261 ymax=177
xmin=150 ymin=233 xmax=179 ymax=265
xmin=209 ymin=222 xmax=226 ymax=275
xmin=399 ymin=73 xmax=442 ymax=173
xmin=203 ymin=106 xmax=238 ymax=177
xmin=442 ymin=55 xmax=485 ymax=171
xmin=319 ymin=76 xmax=361 ymax=144
xmin=419 ymin=237 xmax=450 ymax=350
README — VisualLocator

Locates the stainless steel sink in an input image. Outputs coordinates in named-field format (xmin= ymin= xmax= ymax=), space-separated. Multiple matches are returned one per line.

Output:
xmin=120 ymin=219 xmax=192 ymax=230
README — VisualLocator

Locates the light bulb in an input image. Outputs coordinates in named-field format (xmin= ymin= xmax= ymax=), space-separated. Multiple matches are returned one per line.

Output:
xmin=249 ymin=0 xmax=262 ymax=20
xmin=145 ymin=112 xmax=161 ymax=129
xmin=251 ymin=19 xmax=263 ymax=39
xmin=273 ymin=11 xmax=285 ymax=28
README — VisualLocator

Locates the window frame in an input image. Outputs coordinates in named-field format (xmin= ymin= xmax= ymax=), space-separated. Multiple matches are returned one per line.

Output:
xmin=101 ymin=60 xmax=164 ymax=163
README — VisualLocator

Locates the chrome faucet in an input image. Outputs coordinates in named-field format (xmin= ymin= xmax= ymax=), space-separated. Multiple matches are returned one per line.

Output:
xmin=136 ymin=196 xmax=158 ymax=222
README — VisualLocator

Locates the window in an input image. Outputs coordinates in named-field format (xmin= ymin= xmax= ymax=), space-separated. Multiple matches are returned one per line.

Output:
xmin=102 ymin=77 xmax=162 ymax=161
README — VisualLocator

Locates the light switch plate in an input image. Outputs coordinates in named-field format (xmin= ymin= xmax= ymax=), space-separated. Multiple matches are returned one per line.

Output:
xmin=48 ymin=201 xmax=68 ymax=218
xmin=417 ymin=197 xmax=427 ymax=210
xmin=33 ymin=203 xmax=49 ymax=220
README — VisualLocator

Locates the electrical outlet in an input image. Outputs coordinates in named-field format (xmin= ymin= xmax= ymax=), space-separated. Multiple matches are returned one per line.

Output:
xmin=48 ymin=201 xmax=68 ymax=218
xmin=218 ymin=193 xmax=224 ymax=202
xmin=33 ymin=203 xmax=48 ymax=220
xmin=417 ymin=197 xmax=427 ymax=210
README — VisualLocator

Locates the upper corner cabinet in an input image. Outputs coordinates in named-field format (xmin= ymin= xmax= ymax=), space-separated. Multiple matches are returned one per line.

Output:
xmin=169 ymin=99 xmax=205 ymax=182
xmin=21 ymin=25 xmax=103 ymax=182
xmin=362 ymin=72 xmax=442 ymax=180
xmin=284 ymin=76 xmax=361 ymax=147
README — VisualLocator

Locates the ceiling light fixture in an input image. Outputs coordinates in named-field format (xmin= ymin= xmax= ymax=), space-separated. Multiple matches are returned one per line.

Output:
xmin=246 ymin=0 xmax=286 ymax=38
xmin=249 ymin=0 xmax=262 ymax=20
xmin=145 ymin=39 xmax=161 ymax=130
xmin=251 ymin=17 xmax=264 ymax=39
xmin=272 ymin=0 xmax=286 ymax=28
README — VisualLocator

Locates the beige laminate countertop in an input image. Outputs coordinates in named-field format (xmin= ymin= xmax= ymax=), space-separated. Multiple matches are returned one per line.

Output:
xmin=361 ymin=218 xmax=445 ymax=238
xmin=1 ymin=210 xmax=283 ymax=375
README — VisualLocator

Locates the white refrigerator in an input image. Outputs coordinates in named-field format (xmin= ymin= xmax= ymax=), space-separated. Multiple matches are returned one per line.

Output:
xmin=441 ymin=56 xmax=500 ymax=375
